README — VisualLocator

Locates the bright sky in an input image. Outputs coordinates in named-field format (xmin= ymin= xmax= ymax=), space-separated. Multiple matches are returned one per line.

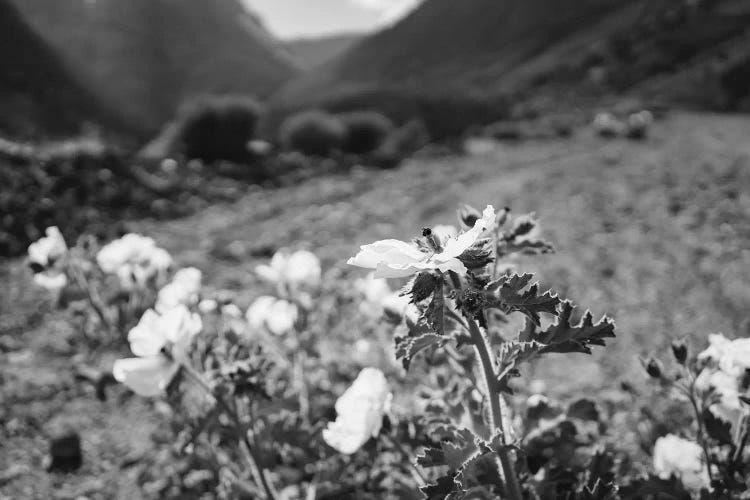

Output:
xmin=244 ymin=0 xmax=421 ymax=39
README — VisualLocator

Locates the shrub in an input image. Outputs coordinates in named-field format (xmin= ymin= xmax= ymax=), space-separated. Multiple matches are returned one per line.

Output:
xmin=175 ymin=95 xmax=262 ymax=163
xmin=278 ymin=110 xmax=346 ymax=157
xmin=337 ymin=111 xmax=394 ymax=155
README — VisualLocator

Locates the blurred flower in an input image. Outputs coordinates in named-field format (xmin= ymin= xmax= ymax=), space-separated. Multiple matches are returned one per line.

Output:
xmin=28 ymin=226 xmax=67 ymax=268
xmin=156 ymin=267 xmax=202 ymax=313
xmin=652 ymin=434 xmax=710 ymax=491
xmin=322 ymin=367 xmax=392 ymax=454
xmin=113 ymin=305 xmax=202 ymax=397
xmin=221 ymin=303 xmax=243 ymax=318
xmin=33 ymin=272 xmax=68 ymax=292
xmin=245 ymin=296 xmax=298 ymax=335
xmin=247 ymin=139 xmax=273 ymax=156
xmin=355 ymin=272 xmax=393 ymax=316
xmin=198 ymin=299 xmax=218 ymax=314
xmin=97 ymin=234 xmax=172 ymax=289
xmin=382 ymin=292 xmax=412 ymax=319
xmin=256 ymin=249 xmax=321 ymax=289
xmin=348 ymin=205 xmax=496 ymax=278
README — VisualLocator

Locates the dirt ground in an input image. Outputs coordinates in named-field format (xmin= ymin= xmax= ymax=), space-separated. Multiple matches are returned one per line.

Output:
xmin=2 ymin=111 xmax=749 ymax=498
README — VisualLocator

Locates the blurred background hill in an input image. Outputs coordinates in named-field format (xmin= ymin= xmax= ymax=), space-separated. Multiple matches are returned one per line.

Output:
xmin=4 ymin=0 xmax=750 ymax=141
xmin=0 ymin=0 xmax=127 ymax=139
xmin=9 ymin=0 xmax=299 ymax=137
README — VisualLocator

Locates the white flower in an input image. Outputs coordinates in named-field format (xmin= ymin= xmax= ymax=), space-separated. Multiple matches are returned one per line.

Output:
xmin=322 ymin=368 xmax=392 ymax=454
xmin=255 ymin=249 xmax=321 ymax=289
xmin=653 ymin=434 xmax=710 ymax=491
xmin=113 ymin=305 xmax=202 ymax=397
xmin=698 ymin=333 xmax=750 ymax=375
xmin=431 ymin=224 xmax=458 ymax=243
xmin=33 ymin=272 xmax=68 ymax=291
xmin=382 ymin=292 xmax=412 ymax=319
xmin=245 ymin=296 xmax=298 ymax=335
xmin=221 ymin=303 xmax=243 ymax=318
xmin=156 ymin=267 xmax=202 ymax=313
xmin=28 ymin=227 xmax=67 ymax=268
xmin=97 ymin=234 xmax=172 ymax=289
xmin=198 ymin=299 xmax=218 ymax=314
xmin=348 ymin=205 xmax=496 ymax=278
xmin=592 ymin=112 xmax=624 ymax=136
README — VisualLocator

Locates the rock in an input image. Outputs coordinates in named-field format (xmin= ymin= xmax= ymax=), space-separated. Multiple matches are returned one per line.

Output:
xmin=48 ymin=431 xmax=82 ymax=472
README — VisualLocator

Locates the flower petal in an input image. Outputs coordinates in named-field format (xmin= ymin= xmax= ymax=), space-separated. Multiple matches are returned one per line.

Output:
xmin=112 ymin=357 xmax=175 ymax=397
xmin=440 ymin=205 xmax=496 ymax=259
xmin=128 ymin=309 xmax=167 ymax=357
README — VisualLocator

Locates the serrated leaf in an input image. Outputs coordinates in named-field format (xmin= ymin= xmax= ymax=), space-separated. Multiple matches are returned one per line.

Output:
xmin=420 ymin=475 xmax=455 ymax=499
xmin=503 ymin=238 xmax=555 ymax=257
xmin=485 ymin=273 xmax=559 ymax=325
xmin=417 ymin=427 xmax=479 ymax=471
xmin=522 ymin=301 xmax=615 ymax=355
xmin=394 ymin=332 xmax=445 ymax=370
xmin=702 ymin=408 xmax=733 ymax=445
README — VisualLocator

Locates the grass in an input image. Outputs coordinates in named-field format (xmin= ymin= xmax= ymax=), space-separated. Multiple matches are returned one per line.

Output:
xmin=1 ymin=110 xmax=749 ymax=497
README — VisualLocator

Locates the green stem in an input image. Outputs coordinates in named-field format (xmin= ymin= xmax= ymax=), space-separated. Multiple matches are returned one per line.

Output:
xmin=180 ymin=363 xmax=278 ymax=500
xmin=466 ymin=316 xmax=523 ymax=500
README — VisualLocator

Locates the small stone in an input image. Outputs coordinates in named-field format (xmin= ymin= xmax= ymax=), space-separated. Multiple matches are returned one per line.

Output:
xmin=48 ymin=431 xmax=82 ymax=472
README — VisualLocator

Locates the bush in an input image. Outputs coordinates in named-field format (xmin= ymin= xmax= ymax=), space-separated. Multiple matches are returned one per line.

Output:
xmin=175 ymin=95 xmax=262 ymax=163
xmin=337 ymin=111 xmax=394 ymax=155
xmin=278 ymin=110 xmax=346 ymax=157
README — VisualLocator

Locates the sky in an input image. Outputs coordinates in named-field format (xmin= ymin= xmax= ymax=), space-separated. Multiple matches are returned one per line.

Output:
xmin=244 ymin=0 xmax=421 ymax=39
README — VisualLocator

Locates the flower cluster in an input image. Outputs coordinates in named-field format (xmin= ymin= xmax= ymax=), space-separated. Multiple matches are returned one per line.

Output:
xmin=96 ymin=233 xmax=172 ymax=289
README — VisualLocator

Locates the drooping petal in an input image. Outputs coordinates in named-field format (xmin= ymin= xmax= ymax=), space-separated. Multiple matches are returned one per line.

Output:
xmin=112 ymin=356 xmax=176 ymax=397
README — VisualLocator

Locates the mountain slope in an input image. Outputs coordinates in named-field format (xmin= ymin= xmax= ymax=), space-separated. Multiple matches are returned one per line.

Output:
xmin=271 ymin=0 xmax=750 ymax=136
xmin=12 ymin=0 xmax=299 ymax=133
xmin=285 ymin=33 xmax=362 ymax=70
xmin=0 ymin=0 xmax=120 ymax=139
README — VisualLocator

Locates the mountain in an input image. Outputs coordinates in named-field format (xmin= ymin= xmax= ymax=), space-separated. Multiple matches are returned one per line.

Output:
xmin=11 ymin=0 xmax=299 ymax=134
xmin=0 ymin=0 xmax=122 ymax=139
xmin=285 ymin=33 xmax=362 ymax=70
xmin=270 ymin=0 xmax=750 ymax=137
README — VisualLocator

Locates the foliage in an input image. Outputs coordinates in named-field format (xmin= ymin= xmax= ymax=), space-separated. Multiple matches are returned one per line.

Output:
xmin=23 ymin=197 xmax=750 ymax=500
xmin=338 ymin=111 xmax=394 ymax=155
xmin=174 ymin=95 xmax=262 ymax=163
xmin=278 ymin=109 xmax=347 ymax=157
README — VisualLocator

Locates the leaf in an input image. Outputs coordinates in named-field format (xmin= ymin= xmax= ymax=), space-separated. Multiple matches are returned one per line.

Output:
xmin=394 ymin=332 xmax=445 ymax=371
xmin=420 ymin=475 xmax=455 ymax=499
xmin=485 ymin=273 xmax=559 ymax=325
xmin=702 ymin=408 xmax=733 ymax=445
xmin=417 ymin=427 xmax=479 ymax=471
xmin=503 ymin=238 xmax=555 ymax=257
xmin=521 ymin=301 xmax=615 ymax=355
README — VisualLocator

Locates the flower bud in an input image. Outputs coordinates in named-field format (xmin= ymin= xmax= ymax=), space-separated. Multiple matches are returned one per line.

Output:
xmin=457 ymin=204 xmax=482 ymax=229
xmin=642 ymin=357 xmax=663 ymax=379
xmin=671 ymin=339 xmax=688 ymax=365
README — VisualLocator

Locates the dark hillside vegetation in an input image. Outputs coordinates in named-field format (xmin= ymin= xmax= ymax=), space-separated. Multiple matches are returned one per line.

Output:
xmin=0 ymin=0 xmax=124 ymax=139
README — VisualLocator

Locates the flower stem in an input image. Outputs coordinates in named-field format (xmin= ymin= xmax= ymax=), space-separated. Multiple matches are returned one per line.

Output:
xmin=180 ymin=363 xmax=278 ymax=500
xmin=466 ymin=316 xmax=523 ymax=500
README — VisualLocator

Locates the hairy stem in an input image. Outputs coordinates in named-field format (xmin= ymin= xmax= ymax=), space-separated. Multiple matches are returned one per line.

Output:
xmin=466 ymin=316 xmax=523 ymax=500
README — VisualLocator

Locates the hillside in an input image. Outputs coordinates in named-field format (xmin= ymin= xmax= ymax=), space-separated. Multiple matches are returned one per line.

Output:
xmin=0 ymin=0 xmax=121 ymax=139
xmin=12 ymin=0 xmax=300 ymax=134
xmin=271 ymin=0 xmax=750 ymax=135
xmin=285 ymin=33 xmax=362 ymax=70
